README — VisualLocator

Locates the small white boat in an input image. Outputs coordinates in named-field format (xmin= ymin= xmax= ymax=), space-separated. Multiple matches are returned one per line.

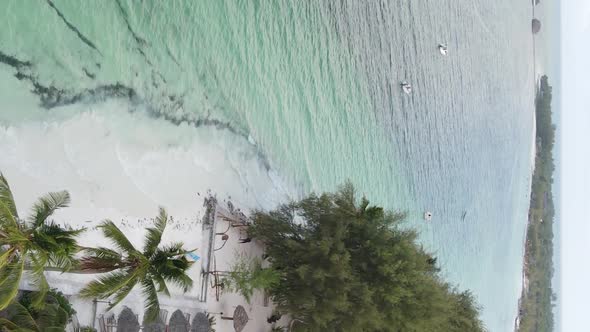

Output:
xmin=424 ymin=211 xmax=433 ymax=221
xmin=400 ymin=81 xmax=412 ymax=94
xmin=438 ymin=44 xmax=448 ymax=56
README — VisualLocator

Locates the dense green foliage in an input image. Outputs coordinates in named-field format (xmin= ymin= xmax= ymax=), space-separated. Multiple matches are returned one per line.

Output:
xmin=0 ymin=290 xmax=74 ymax=331
xmin=0 ymin=173 xmax=197 ymax=328
xmin=221 ymin=255 xmax=280 ymax=303
xmin=517 ymin=76 xmax=557 ymax=332
xmin=0 ymin=174 xmax=84 ymax=310
xmin=19 ymin=289 xmax=76 ymax=322
xmin=78 ymin=208 xmax=194 ymax=322
xmin=249 ymin=184 xmax=485 ymax=332
xmin=79 ymin=327 xmax=97 ymax=332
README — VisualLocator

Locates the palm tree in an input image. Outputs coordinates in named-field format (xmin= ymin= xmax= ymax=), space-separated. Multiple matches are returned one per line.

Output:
xmin=0 ymin=301 xmax=69 ymax=332
xmin=0 ymin=290 xmax=72 ymax=332
xmin=0 ymin=173 xmax=84 ymax=310
xmin=78 ymin=208 xmax=194 ymax=322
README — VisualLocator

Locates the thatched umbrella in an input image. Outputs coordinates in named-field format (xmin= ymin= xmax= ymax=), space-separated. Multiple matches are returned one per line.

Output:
xmin=169 ymin=310 xmax=190 ymax=332
xmin=221 ymin=305 xmax=249 ymax=332
xmin=143 ymin=314 xmax=166 ymax=332
xmin=191 ymin=312 xmax=211 ymax=332
xmin=117 ymin=307 xmax=140 ymax=332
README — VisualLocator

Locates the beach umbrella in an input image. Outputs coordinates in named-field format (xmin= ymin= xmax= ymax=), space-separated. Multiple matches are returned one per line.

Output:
xmin=191 ymin=312 xmax=210 ymax=332
xmin=221 ymin=305 xmax=249 ymax=332
xmin=117 ymin=307 xmax=140 ymax=332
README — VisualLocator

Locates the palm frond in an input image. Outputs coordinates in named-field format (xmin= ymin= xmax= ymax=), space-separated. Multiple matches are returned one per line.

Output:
xmin=0 ymin=318 xmax=21 ymax=331
xmin=47 ymin=253 xmax=80 ymax=272
xmin=34 ymin=303 xmax=69 ymax=331
xmin=39 ymin=222 xmax=85 ymax=242
xmin=153 ymin=274 xmax=170 ymax=296
xmin=158 ymin=242 xmax=189 ymax=257
xmin=79 ymin=268 xmax=142 ymax=300
xmin=81 ymin=247 xmax=121 ymax=260
xmin=28 ymin=263 xmax=50 ymax=309
xmin=42 ymin=328 xmax=67 ymax=332
xmin=28 ymin=252 xmax=49 ymax=274
xmin=1 ymin=302 xmax=38 ymax=331
xmin=0 ymin=260 xmax=25 ymax=310
xmin=78 ymin=247 xmax=123 ymax=273
xmin=34 ymin=222 xmax=85 ymax=271
xmin=0 ymin=198 xmax=19 ymax=230
xmin=28 ymin=191 xmax=70 ymax=228
xmin=141 ymin=278 xmax=160 ymax=323
xmin=143 ymin=207 xmax=168 ymax=257
xmin=0 ymin=172 xmax=19 ymax=220
xmin=150 ymin=249 xmax=193 ymax=293
xmin=25 ymin=253 xmax=50 ymax=307
xmin=79 ymin=269 xmax=128 ymax=299
xmin=163 ymin=272 xmax=194 ymax=293
xmin=153 ymin=248 xmax=192 ymax=266
xmin=169 ymin=255 xmax=193 ymax=272
xmin=0 ymin=247 xmax=16 ymax=270
xmin=107 ymin=283 xmax=135 ymax=311
xmin=98 ymin=220 xmax=137 ymax=254
xmin=0 ymin=223 xmax=28 ymax=246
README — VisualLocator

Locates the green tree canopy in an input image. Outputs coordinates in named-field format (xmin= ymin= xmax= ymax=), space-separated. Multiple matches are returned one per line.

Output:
xmin=517 ymin=76 xmax=556 ymax=332
xmin=249 ymin=184 xmax=485 ymax=332
xmin=0 ymin=289 xmax=74 ymax=332
xmin=221 ymin=255 xmax=280 ymax=303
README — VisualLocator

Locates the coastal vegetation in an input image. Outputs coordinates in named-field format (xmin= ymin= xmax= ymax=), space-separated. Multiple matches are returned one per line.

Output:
xmin=0 ymin=176 xmax=83 ymax=310
xmin=0 ymin=174 xmax=195 ymax=326
xmin=220 ymin=255 xmax=280 ymax=303
xmin=248 ymin=184 xmax=486 ymax=332
xmin=1 ymin=174 xmax=488 ymax=331
xmin=78 ymin=208 xmax=194 ymax=322
xmin=517 ymin=75 xmax=557 ymax=332
xmin=0 ymin=289 xmax=75 ymax=331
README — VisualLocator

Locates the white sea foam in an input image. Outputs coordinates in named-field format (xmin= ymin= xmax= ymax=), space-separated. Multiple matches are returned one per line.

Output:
xmin=0 ymin=100 xmax=292 ymax=213
xmin=0 ymin=99 xmax=294 ymax=327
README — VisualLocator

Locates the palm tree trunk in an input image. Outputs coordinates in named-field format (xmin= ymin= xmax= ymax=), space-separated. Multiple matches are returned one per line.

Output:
xmin=24 ymin=264 xmax=110 ymax=274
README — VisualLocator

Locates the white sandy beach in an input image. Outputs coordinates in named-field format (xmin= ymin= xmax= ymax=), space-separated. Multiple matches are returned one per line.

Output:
xmin=0 ymin=102 xmax=292 ymax=331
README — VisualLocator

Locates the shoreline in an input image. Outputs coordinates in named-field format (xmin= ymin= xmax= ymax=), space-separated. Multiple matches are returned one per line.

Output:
xmin=15 ymin=186 xmax=282 ymax=331
xmin=515 ymin=1 xmax=540 ymax=327
xmin=515 ymin=105 xmax=537 ymax=331
xmin=0 ymin=105 xmax=291 ymax=331
xmin=514 ymin=74 xmax=555 ymax=331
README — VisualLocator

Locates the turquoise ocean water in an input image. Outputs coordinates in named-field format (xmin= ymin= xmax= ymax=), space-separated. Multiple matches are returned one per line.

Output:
xmin=0 ymin=1 xmax=535 ymax=330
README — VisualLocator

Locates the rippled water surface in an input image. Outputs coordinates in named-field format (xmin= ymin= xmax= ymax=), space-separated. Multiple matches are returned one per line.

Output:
xmin=0 ymin=1 xmax=536 ymax=330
